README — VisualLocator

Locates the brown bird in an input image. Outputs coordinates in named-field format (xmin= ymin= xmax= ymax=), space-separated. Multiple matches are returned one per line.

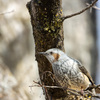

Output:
xmin=38 ymin=48 xmax=94 ymax=91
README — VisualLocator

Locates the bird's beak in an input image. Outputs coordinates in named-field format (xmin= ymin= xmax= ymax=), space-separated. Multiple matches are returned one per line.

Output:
xmin=37 ymin=52 xmax=48 ymax=56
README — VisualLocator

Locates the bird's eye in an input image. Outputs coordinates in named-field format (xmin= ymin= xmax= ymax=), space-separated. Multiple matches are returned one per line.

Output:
xmin=50 ymin=52 xmax=53 ymax=55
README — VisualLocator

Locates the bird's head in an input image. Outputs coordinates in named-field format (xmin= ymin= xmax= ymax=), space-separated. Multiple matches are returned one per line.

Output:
xmin=38 ymin=48 xmax=66 ymax=64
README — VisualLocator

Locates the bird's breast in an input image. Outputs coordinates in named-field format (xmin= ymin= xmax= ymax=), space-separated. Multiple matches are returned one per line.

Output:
xmin=52 ymin=60 xmax=90 ymax=90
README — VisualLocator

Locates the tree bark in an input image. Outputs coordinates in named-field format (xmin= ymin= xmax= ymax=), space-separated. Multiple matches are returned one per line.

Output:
xmin=26 ymin=0 xmax=67 ymax=99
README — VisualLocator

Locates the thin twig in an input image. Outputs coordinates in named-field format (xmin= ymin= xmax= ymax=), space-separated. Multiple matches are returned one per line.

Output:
xmin=0 ymin=10 xmax=14 ymax=15
xmin=30 ymin=82 xmax=81 ymax=96
xmin=86 ymin=84 xmax=100 ymax=91
xmin=95 ymin=84 xmax=100 ymax=88
xmin=32 ymin=80 xmax=51 ymax=100
xmin=85 ymin=90 xmax=100 ymax=99
xmin=31 ymin=80 xmax=100 ymax=99
xmin=86 ymin=3 xmax=100 ymax=10
xmin=62 ymin=0 xmax=98 ymax=21
xmin=41 ymin=71 xmax=55 ymax=82
xmin=92 ymin=95 xmax=100 ymax=98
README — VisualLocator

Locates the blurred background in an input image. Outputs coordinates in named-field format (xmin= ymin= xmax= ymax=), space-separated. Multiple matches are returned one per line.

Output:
xmin=0 ymin=0 xmax=100 ymax=100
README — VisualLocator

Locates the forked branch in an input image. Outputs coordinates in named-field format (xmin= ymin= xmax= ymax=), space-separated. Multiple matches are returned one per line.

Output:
xmin=62 ymin=0 xmax=98 ymax=21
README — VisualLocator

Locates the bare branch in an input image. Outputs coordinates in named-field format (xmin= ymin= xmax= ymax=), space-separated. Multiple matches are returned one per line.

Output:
xmin=31 ymin=80 xmax=100 ymax=99
xmin=86 ymin=84 xmax=100 ymax=92
xmin=86 ymin=3 xmax=100 ymax=10
xmin=0 ymin=10 xmax=14 ymax=15
xmin=62 ymin=0 xmax=98 ymax=21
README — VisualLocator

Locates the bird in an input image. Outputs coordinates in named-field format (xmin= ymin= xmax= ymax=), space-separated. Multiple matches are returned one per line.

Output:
xmin=38 ymin=48 xmax=94 ymax=91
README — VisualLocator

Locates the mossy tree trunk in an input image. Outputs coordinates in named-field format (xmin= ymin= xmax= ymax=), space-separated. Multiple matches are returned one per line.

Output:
xmin=27 ymin=0 xmax=74 ymax=100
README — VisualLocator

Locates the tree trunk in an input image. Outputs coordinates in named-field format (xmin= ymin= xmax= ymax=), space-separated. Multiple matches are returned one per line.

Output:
xmin=26 ymin=0 xmax=67 ymax=99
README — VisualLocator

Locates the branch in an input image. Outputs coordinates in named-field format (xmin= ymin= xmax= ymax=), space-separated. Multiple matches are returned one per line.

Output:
xmin=30 ymin=80 xmax=100 ymax=99
xmin=86 ymin=3 xmax=100 ymax=10
xmin=62 ymin=0 xmax=98 ymax=21
xmin=86 ymin=84 xmax=100 ymax=93
xmin=0 ymin=10 xmax=14 ymax=15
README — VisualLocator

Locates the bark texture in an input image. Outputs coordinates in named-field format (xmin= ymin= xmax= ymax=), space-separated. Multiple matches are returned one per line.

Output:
xmin=26 ymin=0 xmax=67 ymax=99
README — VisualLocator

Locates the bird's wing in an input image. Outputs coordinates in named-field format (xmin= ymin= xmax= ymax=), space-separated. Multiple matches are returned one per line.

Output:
xmin=72 ymin=59 xmax=95 ymax=86
xmin=78 ymin=65 xmax=94 ymax=86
